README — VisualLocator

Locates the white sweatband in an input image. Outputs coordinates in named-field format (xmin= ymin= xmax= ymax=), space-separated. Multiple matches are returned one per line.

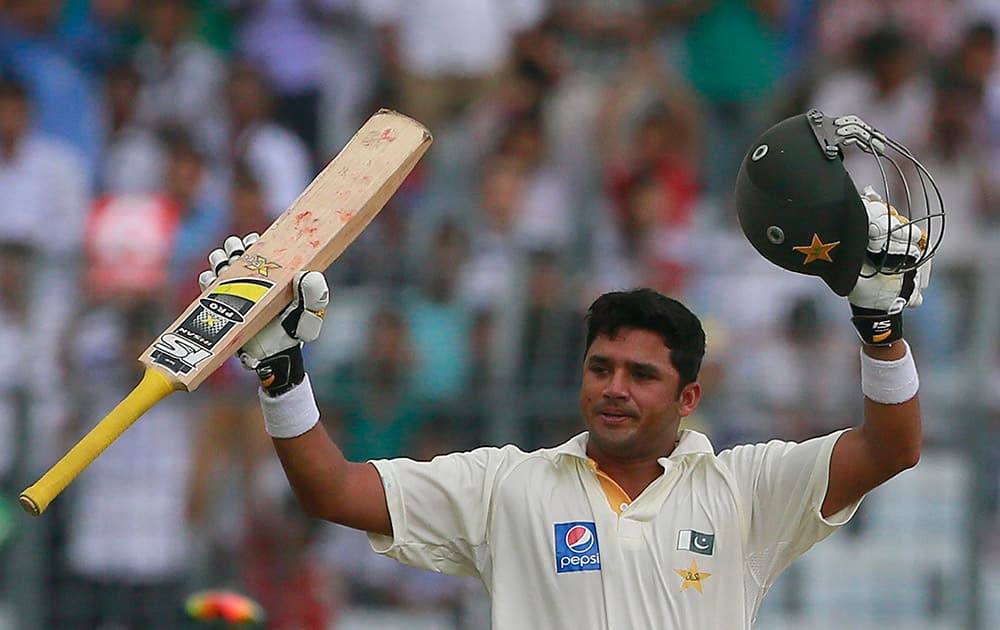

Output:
xmin=860 ymin=341 xmax=919 ymax=404
xmin=259 ymin=373 xmax=320 ymax=438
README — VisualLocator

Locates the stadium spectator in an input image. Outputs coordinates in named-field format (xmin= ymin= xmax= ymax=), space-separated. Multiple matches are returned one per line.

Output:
xmin=811 ymin=25 xmax=933 ymax=194
xmin=816 ymin=0 xmax=962 ymax=63
xmin=61 ymin=302 xmax=196 ymax=630
xmin=544 ymin=0 xmax=693 ymax=179
xmin=0 ymin=77 xmax=89 ymax=262
xmin=493 ymin=113 xmax=575 ymax=252
xmin=58 ymin=0 xmax=138 ymax=76
xmin=162 ymin=135 xmax=228 ymax=298
xmin=227 ymin=164 xmax=273 ymax=237
xmin=228 ymin=0 xmax=364 ymax=162
xmin=360 ymin=0 xmax=547 ymax=131
xmin=0 ymin=77 xmax=87 ymax=471
xmin=97 ymin=63 xmax=167 ymax=195
xmin=402 ymin=221 xmax=476 ymax=404
xmin=214 ymin=60 xmax=313 ymax=219
xmin=242 ymin=483 xmax=338 ymax=630
xmin=595 ymin=50 xmax=702 ymax=293
xmin=903 ymin=73 xmax=1000 ymax=366
xmin=0 ymin=0 xmax=102 ymax=178
xmin=515 ymin=248 xmax=585 ymax=447
xmin=132 ymin=0 xmax=226 ymax=143
xmin=678 ymin=0 xmax=790 ymax=199
xmin=0 ymin=241 xmax=36 ymax=483
xmin=320 ymin=308 xmax=427 ymax=463
xmin=948 ymin=20 xmax=1000 ymax=163
xmin=455 ymin=152 xmax=535 ymax=310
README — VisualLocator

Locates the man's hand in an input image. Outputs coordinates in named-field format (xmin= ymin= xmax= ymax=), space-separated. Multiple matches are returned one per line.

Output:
xmin=848 ymin=188 xmax=931 ymax=345
xmin=199 ymin=234 xmax=330 ymax=396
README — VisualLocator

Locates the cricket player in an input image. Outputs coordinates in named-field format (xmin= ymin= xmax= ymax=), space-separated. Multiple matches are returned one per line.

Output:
xmin=200 ymin=110 xmax=942 ymax=627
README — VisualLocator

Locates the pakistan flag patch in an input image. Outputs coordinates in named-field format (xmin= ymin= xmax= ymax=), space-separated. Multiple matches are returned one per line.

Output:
xmin=677 ymin=529 xmax=715 ymax=556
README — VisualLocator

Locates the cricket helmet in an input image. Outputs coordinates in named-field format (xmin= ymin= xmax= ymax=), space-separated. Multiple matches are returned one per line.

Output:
xmin=734 ymin=109 xmax=944 ymax=296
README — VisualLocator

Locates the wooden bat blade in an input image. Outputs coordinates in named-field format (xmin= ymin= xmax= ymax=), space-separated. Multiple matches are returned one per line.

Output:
xmin=19 ymin=369 xmax=176 ymax=515
xmin=142 ymin=109 xmax=432 ymax=392
xmin=19 ymin=109 xmax=432 ymax=515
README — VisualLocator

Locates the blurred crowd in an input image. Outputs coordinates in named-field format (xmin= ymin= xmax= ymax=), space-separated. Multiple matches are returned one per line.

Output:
xmin=1 ymin=0 xmax=1000 ymax=628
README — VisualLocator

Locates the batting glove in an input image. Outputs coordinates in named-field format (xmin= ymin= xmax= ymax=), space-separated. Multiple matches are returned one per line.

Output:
xmin=199 ymin=234 xmax=329 ymax=396
xmin=847 ymin=188 xmax=931 ymax=346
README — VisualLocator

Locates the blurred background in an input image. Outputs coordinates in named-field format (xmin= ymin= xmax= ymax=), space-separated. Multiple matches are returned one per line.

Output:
xmin=0 ymin=0 xmax=998 ymax=628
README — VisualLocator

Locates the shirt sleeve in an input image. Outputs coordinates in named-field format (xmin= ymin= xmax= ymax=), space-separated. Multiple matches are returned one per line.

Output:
xmin=718 ymin=430 xmax=862 ymax=586
xmin=366 ymin=445 xmax=520 ymax=577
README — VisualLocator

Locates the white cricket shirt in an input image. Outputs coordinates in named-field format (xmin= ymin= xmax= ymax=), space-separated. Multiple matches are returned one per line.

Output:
xmin=368 ymin=429 xmax=861 ymax=628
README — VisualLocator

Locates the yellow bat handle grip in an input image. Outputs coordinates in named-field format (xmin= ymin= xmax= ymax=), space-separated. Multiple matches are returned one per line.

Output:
xmin=18 ymin=368 xmax=177 ymax=516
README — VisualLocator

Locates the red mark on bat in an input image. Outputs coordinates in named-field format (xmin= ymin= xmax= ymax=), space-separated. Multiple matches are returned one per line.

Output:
xmin=290 ymin=255 xmax=303 ymax=268
xmin=360 ymin=127 xmax=397 ymax=146
xmin=336 ymin=209 xmax=356 ymax=223
xmin=305 ymin=225 xmax=319 ymax=236
xmin=295 ymin=211 xmax=312 ymax=224
xmin=310 ymin=239 xmax=320 ymax=249
xmin=361 ymin=175 xmax=372 ymax=183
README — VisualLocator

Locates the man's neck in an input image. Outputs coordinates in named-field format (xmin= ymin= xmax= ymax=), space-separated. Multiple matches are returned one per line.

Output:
xmin=588 ymin=443 xmax=676 ymax=501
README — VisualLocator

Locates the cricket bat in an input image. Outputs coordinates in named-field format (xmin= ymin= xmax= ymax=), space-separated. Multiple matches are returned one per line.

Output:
xmin=19 ymin=109 xmax=432 ymax=516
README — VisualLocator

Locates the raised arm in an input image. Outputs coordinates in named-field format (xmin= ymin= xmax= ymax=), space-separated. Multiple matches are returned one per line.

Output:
xmin=270 ymin=420 xmax=391 ymax=535
xmin=731 ymin=109 xmax=942 ymax=521
xmin=822 ymin=340 xmax=920 ymax=517
xmin=822 ymin=189 xmax=930 ymax=517
xmin=201 ymin=235 xmax=392 ymax=535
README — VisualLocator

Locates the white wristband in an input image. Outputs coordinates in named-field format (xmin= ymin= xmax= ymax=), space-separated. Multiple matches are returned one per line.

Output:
xmin=860 ymin=341 xmax=919 ymax=405
xmin=259 ymin=373 xmax=320 ymax=438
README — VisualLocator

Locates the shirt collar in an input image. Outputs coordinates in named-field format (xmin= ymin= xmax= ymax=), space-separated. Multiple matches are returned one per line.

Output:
xmin=551 ymin=429 xmax=715 ymax=468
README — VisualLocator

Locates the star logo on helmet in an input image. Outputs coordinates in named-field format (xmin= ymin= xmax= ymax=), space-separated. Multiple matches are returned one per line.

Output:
xmin=792 ymin=234 xmax=840 ymax=264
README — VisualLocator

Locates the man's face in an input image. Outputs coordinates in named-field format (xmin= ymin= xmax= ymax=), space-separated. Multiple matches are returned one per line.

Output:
xmin=579 ymin=328 xmax=700 ymax=462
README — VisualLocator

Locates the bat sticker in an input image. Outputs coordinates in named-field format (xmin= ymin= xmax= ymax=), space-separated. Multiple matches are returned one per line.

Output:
xmin=150 ymin=278 xmax=274 ymax=374
xmin=242 ymin=254 xmax=282 ymax=277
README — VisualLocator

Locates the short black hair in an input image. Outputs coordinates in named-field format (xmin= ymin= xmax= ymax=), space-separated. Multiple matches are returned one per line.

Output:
xmin=585 ymin=288 xmax=706 ymax=387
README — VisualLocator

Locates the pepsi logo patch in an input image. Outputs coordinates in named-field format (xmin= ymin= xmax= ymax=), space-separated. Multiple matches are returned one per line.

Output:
xmin=554 ymin=521 xmax=601 ymax=574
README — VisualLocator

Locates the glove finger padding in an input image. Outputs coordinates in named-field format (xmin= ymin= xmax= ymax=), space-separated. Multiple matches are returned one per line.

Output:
xmin=237 ymin=270 xmax=329 ymax=368
xmin=278 ymin=271 xmax=328 ymax=343
xmin=849 ymin=256 xmax=930 ymax=312
xmin=197 ymin=235 xmax=329 ymax=395
xmin=861 ymin=195 xmax=925 ymax=266
xmin=241 ymin=270 xmax=328 ymax=396
xmin=849 ymin=190 xmax=932 ymax=345
xmin=198 ymin=269 xmax=217 ymax=292
xmin=201 ymin=233 xmax=261 ymax=287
